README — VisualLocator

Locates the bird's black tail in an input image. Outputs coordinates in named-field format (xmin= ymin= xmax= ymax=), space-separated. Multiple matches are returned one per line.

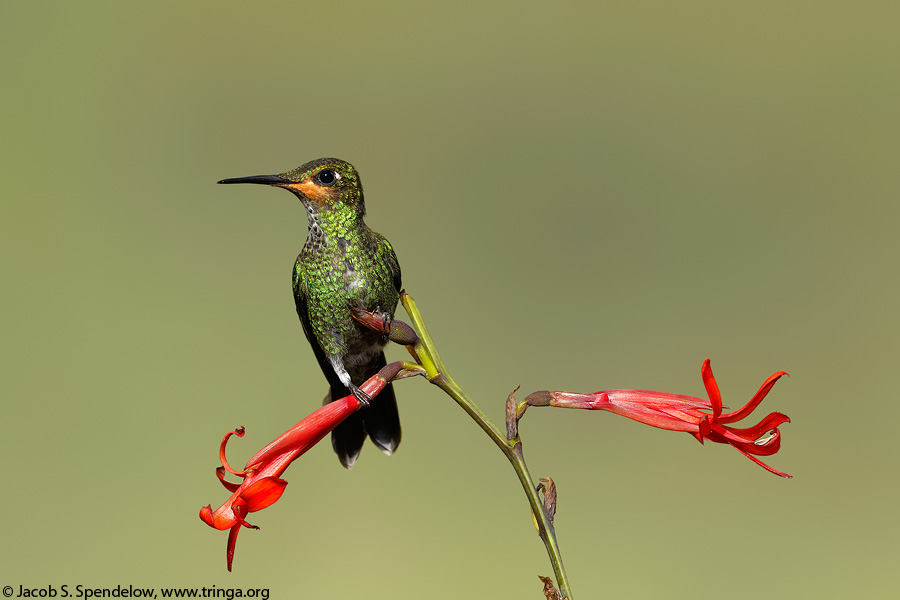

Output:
xmin=329 ymin=352 xmax=401 ymax=469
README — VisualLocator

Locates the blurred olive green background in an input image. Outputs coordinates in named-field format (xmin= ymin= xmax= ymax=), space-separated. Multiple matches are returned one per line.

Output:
xmin=3 ymin=1 xmax=898 ymax=598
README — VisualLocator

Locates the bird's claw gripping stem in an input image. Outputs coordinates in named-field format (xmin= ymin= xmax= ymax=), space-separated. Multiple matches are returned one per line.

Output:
xmin=349 ymin=384 xmax=371 ymax=408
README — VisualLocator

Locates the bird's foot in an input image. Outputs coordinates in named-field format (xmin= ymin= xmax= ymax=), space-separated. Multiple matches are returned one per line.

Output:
xmin=351 ymin=307 xmax=419 ymax=346
xmin=350 ymin=384 xmax=372 ymax=408
xmin=374 ymin=306 xmax=392 ymax=333
xmin=351 ymin=306 xmax=392 ymax=335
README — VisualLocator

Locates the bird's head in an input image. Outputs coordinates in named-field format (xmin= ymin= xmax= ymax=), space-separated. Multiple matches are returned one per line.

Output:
xmin=219 ymin=157 xmax=366 ymax=217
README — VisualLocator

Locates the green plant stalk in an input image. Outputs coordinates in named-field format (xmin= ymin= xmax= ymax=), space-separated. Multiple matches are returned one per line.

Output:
xmin=400 ymin=293 xmax=572 ymax=598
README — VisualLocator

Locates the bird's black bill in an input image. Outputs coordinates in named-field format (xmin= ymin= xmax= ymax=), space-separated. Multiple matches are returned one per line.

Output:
xmin=217 ymin=174 xmax=289 ymax=185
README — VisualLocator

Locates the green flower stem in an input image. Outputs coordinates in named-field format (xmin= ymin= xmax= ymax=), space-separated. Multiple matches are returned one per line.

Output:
xmin=400 ymin=293 xmax=572 ymax=599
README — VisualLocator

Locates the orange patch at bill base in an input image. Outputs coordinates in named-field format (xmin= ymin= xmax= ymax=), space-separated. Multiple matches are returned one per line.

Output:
xmin=280 ymin=181 xmax=330 ymax=203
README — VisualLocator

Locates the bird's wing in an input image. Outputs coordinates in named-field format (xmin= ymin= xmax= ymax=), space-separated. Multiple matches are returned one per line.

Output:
xmin=293 ymin=256 xmax=345 ymax=390
xmin=379 ymin=235 xmax=402 ymax=293
xmin=292 ymin=256 xmax=315 ymax=344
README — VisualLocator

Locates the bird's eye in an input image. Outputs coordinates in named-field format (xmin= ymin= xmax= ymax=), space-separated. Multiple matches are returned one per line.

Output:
xmin=316 ymin=169 xmax=338 ymax=186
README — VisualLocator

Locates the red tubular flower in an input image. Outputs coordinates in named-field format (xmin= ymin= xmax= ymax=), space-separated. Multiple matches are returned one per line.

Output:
xmin=526 ymin=360 xmax=791 ymax=478
xmin=200 ymin=363 xmax=405 ymax=571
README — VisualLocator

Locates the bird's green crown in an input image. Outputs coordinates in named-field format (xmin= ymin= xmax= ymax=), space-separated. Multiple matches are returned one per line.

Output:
xmin=278 ymin=157 xmax=366 ymax=217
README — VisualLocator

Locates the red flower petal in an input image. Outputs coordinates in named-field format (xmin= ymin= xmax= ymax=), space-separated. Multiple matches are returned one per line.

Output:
xmin=240 ymin=476 xmax=288 ymax=512
xmin=199 ymin=505 xmax=216 ymax=528
xmin=697 ymin=416 xmax=711 ymax=442
xmin=708 ymin=425 xmax=783 ymax=456
xmin=228 ymin=499 xmax=258 ymax=530
xmin=721 ymin=412 xmax=790 ymax=441
xmin=730 ymin=444 xmax=793 ymax=479
xmin=717 ymin=371 xmax=788 ymax=424
xmin=701 ymin=359 xmax=722 ymax=419
xmin=200 ymin=503 xmax=241 ymax=531
xmin=215 ymin=467 xmax=241 ymax=493
xmin=220 ymin=428 xmax=250 ymax=476
xmin=226 ymin=524 xmax=241 ymax=572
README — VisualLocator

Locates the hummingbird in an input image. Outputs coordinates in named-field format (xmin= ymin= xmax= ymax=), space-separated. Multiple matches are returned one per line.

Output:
xmin=218 ymin=158 xmax=402 ymax=468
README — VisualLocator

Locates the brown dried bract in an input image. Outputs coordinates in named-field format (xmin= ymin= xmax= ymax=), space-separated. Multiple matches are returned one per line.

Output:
xmin=538 ymin=477 xmax=557 ymax=523
xmin=538 ymin=576 xmax=565 ymax=600
xmin=506 ymin=386 xmax=521 ymax=440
